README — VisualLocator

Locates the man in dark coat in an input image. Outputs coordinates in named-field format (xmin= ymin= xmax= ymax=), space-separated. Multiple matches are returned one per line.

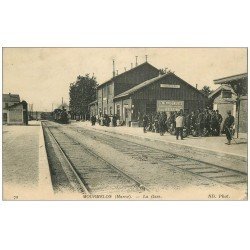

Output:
xmin=91 ymin=115 xmax=96 ymax=126
xmin=197 ymin=110 xmax=204 ymax=136
xmin=215 ymin=110 xmax=223 ymax=135
xmin=222 ymin=111 xmax=234 ymax=145
xmin=143 ymin=114 xmax=149 ymax=133
xmin=158 ymin=113 xmax=165 ymax=136
xmin=210 ymin=110 xmax=218 ymax=135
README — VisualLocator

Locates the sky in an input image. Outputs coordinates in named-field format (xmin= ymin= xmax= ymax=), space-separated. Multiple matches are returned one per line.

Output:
xmin=3 ymin=48 xmax=247 ymax=111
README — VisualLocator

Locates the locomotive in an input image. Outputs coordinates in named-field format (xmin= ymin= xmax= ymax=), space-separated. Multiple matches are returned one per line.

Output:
xmin=53 ymin=108 xmax=70 ymax=124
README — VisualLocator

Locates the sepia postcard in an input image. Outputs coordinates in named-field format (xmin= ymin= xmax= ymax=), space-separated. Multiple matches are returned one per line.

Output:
xmin=2 ymin=47 xmax=248 ymax=200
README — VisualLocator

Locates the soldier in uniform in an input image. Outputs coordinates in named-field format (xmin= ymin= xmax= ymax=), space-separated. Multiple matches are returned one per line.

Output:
xmin=222 ymin=110 xmax=235 ymax=145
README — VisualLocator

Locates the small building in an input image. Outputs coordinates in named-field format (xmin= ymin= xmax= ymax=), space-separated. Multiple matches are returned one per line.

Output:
xmin=5 ymin=100 xmax=28 ymax=125
xmin=213 ymin=73 xmax=247 ymax=136
xmin=208 ymin=85 xmax=237 ymax=122
xmin=2 ymin=93 xmax=28 ymax=125
xmin=113 ymin=72 xmax=207 ymax=126
xmin=3 ymin=93 xmax=20 ymax=123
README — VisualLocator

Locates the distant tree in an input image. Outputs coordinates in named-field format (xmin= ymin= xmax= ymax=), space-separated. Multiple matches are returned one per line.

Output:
xmin=69 ymin=74 xmax=98 ymax=120
xmin=159 ymin=68 xmax=166 ymax=75
xmin=159 ymin=68 xmax=173 ymax=75
xmin=200 ymin=85 xmax=212 ymax=97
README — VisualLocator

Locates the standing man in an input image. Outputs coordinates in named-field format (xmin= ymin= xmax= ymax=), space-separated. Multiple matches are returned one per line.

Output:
xmin=215 ymin=110 xmax=223 ymax=135
xmin=158 ymin=112 xmax=165 ymax=136
xmin=91 ymin=115 xmax=96 ymax=126
xmin=142 ymin=113 xmax=149 ymax=133
xmin=210 ymin=110 xmax=217 ymax=135
xmin=222 ymin=111 xmax=234 ymax=145
xmin=175 ymin=111 xmax=184 ymax=140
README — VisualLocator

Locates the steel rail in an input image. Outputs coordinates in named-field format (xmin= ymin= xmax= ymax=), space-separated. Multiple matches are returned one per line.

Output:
xmin=69 ymin=126 xmax=247 ymax=190
xmin=44 ymin=121 xmax=149 ymax=192
xmin=43 ymin=122 xmax=90 ymax=194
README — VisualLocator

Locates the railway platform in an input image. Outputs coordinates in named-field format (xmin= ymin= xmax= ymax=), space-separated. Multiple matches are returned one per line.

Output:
xmin=2 ymin=121 xmax=53 ymax=200
xmin=71 ymin=121 xmax=247 ymax=172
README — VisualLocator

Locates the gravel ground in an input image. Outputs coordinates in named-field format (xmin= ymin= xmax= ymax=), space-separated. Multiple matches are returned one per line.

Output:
xmin=56 ymin=123 xmax=246 ymax=200
xmin=73 ymin=122 xmax=247 ymax=173
xmin=3 ymin=123 xmax=40 ymax=199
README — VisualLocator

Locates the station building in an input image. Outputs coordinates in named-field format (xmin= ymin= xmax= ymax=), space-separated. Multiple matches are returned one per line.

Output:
xmin=114 ymin=72 xmax=207 ymax=126
xmin=89 ymin=62 xmax=208 ymax=126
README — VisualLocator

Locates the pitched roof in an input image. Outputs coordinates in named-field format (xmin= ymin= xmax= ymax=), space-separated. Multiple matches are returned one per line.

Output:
xmin=114 ymin=74 xmax=165 ymax=99
xmin=8 ymin=101 xmax=27 ymax=109
xmin=97 ymin=62 xmax=158 ymax=89
xmin=208 ymin=85 xmax=235 ymax=99
xmin=3 ymin=93 xmax=20 ymax=102
xmin=214 ymin=73 xmax=247 ymax=84
xmin=114 ymin=72 xmax=206 ymax=99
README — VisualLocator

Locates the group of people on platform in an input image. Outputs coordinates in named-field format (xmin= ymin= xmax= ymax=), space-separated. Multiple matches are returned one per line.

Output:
xmin=142 ymin=108 xmax=235 ymax=144
xmin=90 ymin=108 xmax=235 ymax=145
xmin=90 ymin=114 xmax=119 ymax=127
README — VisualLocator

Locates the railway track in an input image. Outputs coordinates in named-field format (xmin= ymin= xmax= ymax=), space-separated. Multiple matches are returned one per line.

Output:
xmin=68 ymin=125 xmax=247 ymax=190
xmin=43 ymin=122 xmax=148 ymax=195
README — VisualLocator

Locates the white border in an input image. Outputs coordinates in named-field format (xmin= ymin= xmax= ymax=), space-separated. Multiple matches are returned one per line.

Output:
xmin=1 ymin=1 xmax=249 ymax=250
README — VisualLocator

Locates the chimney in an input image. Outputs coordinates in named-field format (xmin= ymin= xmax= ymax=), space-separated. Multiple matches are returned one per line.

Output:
xmin=116 ymin=70 xmax=118 ymax=76
xmin=145 ymin=55 xmax=148 ymax=62
xmin=135 ymin=56 xmax=138 ymax=66
xmin=131 ymin=63 xmax=133 ymax=69
xmin=124 ymin=67 xmax=127 ymax=72
xmin=112 ymin=59 xmax=115 ymax=78
xmin=196 ymin=84 xmax=198 ymax=89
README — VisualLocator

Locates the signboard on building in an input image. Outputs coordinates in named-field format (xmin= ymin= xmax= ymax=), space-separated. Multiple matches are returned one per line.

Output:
xmin=157 ymin=100 xmax=184 ymax=112
xmin=160 ymin=84 xmax=180 ymax=88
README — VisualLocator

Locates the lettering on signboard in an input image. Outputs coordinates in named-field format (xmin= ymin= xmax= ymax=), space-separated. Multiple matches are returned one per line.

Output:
xmin=157 ymin=100 xmax=184 ymax=112
xmin=160 ymin=84 xmax=180 ymax=88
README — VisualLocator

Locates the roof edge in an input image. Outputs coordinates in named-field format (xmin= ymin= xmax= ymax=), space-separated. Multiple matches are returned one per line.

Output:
xmin=97 ymin=62 xmax=159 ymax=89
xmin=214 ymin=73 xmax=247 ymax=84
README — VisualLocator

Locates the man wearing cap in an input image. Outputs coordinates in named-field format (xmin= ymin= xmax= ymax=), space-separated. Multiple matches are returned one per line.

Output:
xmin=222 ymin=110 xmax=234 ymax=145
xmin=175 ymin=111 xmax=184 ymax=140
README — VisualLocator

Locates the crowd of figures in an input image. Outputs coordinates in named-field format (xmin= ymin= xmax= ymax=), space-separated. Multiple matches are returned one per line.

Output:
xmin=141 ymin=109 xmax=224 ymax=138
xmin=90 ymin=108 xmax=235 ymax=144
xmin=90 ymin=114 xmax=120 ymax=127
